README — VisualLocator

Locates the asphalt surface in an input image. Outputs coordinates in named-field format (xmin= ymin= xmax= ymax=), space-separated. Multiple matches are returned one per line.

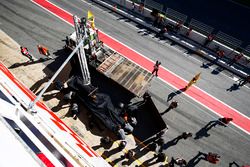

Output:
xmin=0 ymin=0 xmax=249 ymax=166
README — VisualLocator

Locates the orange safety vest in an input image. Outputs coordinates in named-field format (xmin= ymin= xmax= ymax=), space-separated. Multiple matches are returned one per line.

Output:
xmin=38 ymin=45 xmax=48 ymax=56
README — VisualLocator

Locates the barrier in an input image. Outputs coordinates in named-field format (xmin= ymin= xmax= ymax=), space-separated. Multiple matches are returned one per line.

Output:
xmin=215 ymin=31 xmax=242 ymax=50
xmin=165 ymin=8 xmax=187 ymax=24
xmin=189 ymin=19 xmax=214 ymax=36
xmin=144 ymin=0 xmax=163 ymax=12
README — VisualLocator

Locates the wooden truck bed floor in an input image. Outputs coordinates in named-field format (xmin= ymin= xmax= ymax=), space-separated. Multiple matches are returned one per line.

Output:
xmin=97 ymin=52 xmax=153 ymax=97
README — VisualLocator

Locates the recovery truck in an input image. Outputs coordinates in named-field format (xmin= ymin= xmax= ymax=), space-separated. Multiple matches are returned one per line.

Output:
xmin=63 ymin=14 xmax=167 ymax=141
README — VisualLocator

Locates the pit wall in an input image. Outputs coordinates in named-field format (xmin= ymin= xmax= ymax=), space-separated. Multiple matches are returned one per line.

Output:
xmin=93 ymin=0 xmax=250 ymax=77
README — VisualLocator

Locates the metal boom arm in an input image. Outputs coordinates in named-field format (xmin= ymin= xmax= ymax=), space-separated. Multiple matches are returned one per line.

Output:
xmin=73 ymin=15 xmax=91 ymax=86
xmin=28 ymin=40 xmax=84 ymax=111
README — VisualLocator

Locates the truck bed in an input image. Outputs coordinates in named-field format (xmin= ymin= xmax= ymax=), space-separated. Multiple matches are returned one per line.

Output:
xmin=96 ymin=51 xmax=153 ymax=97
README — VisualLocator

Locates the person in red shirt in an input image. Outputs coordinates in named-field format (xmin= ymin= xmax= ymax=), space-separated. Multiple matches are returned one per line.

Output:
xmin=228 ymin=53 xmax=243 ymax=66
xmin=20 ymin=46 xmax=34 ymax=61
xmin=219 ymin=117 xmax=233 ymax=124
xmin=152 ymin=60 xmax=161 ymax=77
xmin=204 ymin=34 xmax=214 ymax=46
xmin=206 ymin=152 xmax=220 ymax=164
xmin=216 ymin=49 xmax=225 ymax=58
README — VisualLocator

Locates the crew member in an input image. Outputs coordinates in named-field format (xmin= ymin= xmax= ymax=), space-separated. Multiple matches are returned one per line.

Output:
xmin=204 ymin=34 xmax=214 ymax=46
xmin=216 ymin=49 xmax=225 ymax=59
xmin=169 ymin=157 xmax=187 ymax=167
xmin=186 ymin=27 xmax=193 ymax=36
xmin=20 ymin=46 xmax=34 ymax=61
xmin=228 ymin=53 xmax=243 ymax=66
xmin=169 ymin=101 xmax=178 ymax=110
xmin=37 ymin=45 xmax=51 ymax=58
xmin=152 ymin=60 xmax=161 ymax=77
xmin=179 ymin=132 xmax=193 ymax=140
xmin=219 ymin=117 xmax=233 ymax=125
xmin=206 ymin=152 xmax=220 ymax=164
xmin=185 ymin=72 xmax=201 ymax=90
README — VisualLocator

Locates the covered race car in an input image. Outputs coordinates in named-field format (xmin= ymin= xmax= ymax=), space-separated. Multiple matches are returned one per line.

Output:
xmin=65 ymin=76 xmax=135 ymax=139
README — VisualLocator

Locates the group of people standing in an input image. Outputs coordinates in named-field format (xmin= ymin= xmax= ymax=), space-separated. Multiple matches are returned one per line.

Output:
xmin=152 ymin=60 xmax=202 ymax=90
xmin=20 ymin=44 xmax=52 ymax=61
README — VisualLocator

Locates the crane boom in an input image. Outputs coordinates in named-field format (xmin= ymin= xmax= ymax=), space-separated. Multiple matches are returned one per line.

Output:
xmin=73 ymin=15 xmax=91 ymax=85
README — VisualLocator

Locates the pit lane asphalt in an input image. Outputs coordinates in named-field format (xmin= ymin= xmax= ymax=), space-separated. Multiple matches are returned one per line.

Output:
xmin=0 ymin=0 xmax=249 ymax=166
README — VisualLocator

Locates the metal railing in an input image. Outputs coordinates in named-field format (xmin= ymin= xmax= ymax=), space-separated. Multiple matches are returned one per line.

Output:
xmin=243 ymin=45 xmax=250 ymax=58
xmin=144 ymin=0 xmax=163 ymax=12
xmin=215 ymin=31 xmax=242 ymax=50
xmin=189 ymin=19 xmax=214 ymax=36
xmin=165 ymin=8 xmax=187 ymax=23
